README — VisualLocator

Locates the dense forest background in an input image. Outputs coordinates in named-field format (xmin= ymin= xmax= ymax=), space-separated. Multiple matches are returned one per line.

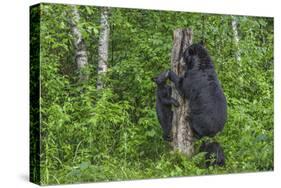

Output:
xmin=30 ymin=3 xmax=273 ymax=185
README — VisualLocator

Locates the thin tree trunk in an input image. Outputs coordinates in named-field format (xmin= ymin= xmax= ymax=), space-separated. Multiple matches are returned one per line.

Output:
xmin=97 ymin=8 xmax=110 ymax=89
xmin=171 ymin=29 xmax=194 ymax=157
xmin=231 ymin=16 xmax=241 ymax=63
xmin=70 ymin=5 xmax=88 ymax=81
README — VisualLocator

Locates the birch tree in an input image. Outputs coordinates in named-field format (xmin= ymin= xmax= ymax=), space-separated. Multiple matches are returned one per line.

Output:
xmin=70 ymin=5 xmax=88 ymax=81
xmin=97 ymin=8 xmax=110 ymax=89
xmin=231 ymin=16 xmax=241 ymax=63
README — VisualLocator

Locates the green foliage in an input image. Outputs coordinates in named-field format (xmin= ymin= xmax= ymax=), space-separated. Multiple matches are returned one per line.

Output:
xmin=34 ymin=3 xmax=273 ymax=185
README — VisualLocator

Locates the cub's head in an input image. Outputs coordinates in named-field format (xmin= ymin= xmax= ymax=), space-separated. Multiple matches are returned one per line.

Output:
xmin=152 ymin=71 xmax=169 ymax=86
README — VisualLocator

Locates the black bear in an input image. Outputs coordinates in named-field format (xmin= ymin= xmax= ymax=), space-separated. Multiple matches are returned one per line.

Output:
xmin=167 ymin=43 xmax=227 ymax=139
xmin=152 ymin=72 xmax=179 ymax=141
xmin=199 ymin=141 xmax=225 ymax=167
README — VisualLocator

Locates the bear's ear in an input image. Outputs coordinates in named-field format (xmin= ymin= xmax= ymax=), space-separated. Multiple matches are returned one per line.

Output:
xmin=200 ymin=40 xmax=208 ymax=47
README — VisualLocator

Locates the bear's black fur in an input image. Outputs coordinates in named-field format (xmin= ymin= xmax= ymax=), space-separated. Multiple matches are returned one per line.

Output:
xmin=168 ymin=43 xmax=227 ymax=139
xmin=199 ymin=141 xmax=225 ymax=167
xmin=153 ymin=72 xmax=179 ymax=141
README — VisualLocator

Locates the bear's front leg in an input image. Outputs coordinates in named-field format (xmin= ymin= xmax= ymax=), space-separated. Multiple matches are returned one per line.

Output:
xmin=160 ymin=98 xmax=178 ymax=106
xmin=171 ymin=98 xmax=180 ymax=107
xmin=167 ymin=70 xmax=185 ymax=97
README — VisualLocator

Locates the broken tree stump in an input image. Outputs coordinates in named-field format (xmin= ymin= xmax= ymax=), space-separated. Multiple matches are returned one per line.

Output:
xmin=170 ymin=28 xmax=194 ymax=157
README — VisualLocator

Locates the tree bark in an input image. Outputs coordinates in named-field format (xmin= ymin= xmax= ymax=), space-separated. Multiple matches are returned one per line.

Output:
xmin=97 ymin=8 xmax=110 ymax=89
xmin=170 ymin=29 xmax=194 ymax=157
xmin=231 ymin=16 xmax=241 ymax=63
xmin=70 ymin=5 xmax=88 ymax=81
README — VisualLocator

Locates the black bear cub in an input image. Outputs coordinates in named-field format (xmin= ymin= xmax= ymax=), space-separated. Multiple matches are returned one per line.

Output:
xmin=199 ymin=142 xmax=225 ymax=167
xmin=152 ymin=72 xmax=179 ymax=141
xmin=168 ymin=43 xmax=227 ymax=139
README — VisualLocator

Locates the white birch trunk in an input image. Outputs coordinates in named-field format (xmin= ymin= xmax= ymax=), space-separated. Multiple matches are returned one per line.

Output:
xmin=70 ymin=5 xmax=88 ymax=81
xmin=231 ymin=16 xmax=241 ymax=63
xmin=97 ymin=8 xmax=110 ymax=89
xmin=171 ymin=29 xmax=194 ymax=157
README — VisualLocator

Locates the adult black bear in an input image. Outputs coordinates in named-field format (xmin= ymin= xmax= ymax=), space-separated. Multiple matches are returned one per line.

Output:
xmin=167 ymin=43 xmax=227 ymax=139
xmin=199 ymin=141 xmax=225 ymax=167
xmin=152 ymin=72 xmax=179 ymax=141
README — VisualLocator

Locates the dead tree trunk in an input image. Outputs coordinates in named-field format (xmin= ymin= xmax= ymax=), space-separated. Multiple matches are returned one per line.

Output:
xmin=170 ymin=29 xmax=194 ymax=157
xmin=231 ymin=16 xmax=241 ymax=63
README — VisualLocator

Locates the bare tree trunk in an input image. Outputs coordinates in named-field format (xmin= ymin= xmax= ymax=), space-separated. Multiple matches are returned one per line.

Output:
xmin=70 ymin=5 xmax=88 ymax=81
xmin=170 ymin=29 xmax=194 ymax=157
xmin=97 ymin=8 xmax=110 ymax=89
xmin=231 ymin=16 xmax=241 ymax=63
